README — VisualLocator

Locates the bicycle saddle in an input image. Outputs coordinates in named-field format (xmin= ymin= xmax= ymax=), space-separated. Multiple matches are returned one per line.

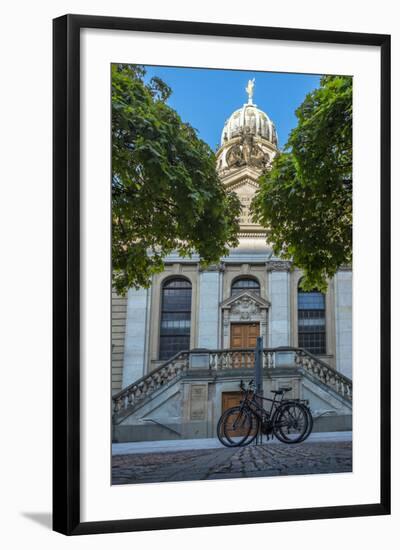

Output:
xmin=271 ymin=387 xmax=292 ymax=395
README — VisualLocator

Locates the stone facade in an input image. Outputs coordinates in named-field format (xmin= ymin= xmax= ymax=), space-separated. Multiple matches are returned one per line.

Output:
xmin=112 ymin=262 xmax=351 ymax=385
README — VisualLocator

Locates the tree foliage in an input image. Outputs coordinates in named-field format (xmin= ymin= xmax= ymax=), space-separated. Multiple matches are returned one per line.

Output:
xmin=112 ymin=64 xmax=240 ymax=295
xmin=252 ymin=76 xmax=352 ymax=290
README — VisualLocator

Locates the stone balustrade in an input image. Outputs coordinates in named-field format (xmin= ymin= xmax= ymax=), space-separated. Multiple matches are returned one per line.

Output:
xmin=294 ymin=348 xmax=352 ymax=401
xmin=112 ymin=351 xmax=189 ymax=418
xmin=208 ymin=349 xmax=255 ymax=370
xmin=208 ymin=348 xmax=276 ymax=369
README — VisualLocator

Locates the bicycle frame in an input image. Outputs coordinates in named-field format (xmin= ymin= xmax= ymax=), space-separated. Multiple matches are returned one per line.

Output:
xmin=236 ymin=385 xmax=311 ymax=435
xmin=239 ymin=388 xmax=286 ymax=424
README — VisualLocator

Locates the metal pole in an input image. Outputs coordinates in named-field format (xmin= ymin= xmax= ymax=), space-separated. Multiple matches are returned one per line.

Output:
xmin=255 ymin=336 xmax=263 ymax=397
xmin=254 ymin=336 xmax=263 ymax=445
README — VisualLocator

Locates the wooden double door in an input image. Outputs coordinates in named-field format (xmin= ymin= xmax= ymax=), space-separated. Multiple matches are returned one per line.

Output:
xmin=230 ymin=323 xmax=260 ymax=368
xmin=231 ymin=323 xmax=260 ymax=349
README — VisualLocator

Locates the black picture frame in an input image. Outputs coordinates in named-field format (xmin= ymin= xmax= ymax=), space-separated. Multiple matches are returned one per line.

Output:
xmin=53 ymin=14 xmax=391 ymax=536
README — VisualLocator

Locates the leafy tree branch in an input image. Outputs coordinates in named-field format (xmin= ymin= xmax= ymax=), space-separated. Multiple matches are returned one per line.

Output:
xmin=252 ymin=76 xmax=352 ymax=290
xmin=112 ymin=64 xmax=240 ymax=295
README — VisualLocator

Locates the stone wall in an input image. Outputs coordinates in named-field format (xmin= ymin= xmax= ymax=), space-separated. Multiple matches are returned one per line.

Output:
xmin=111 ymin=289 xmax=127 ymax=394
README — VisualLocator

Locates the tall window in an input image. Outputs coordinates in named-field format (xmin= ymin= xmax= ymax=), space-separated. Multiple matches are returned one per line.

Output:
xmin=298 ymin=286 xmax=326 ymax=355
xmin=231 ymin=277 xmax=260 ymax=296
xmin=159 ymin=278 xmax=192 ymax=360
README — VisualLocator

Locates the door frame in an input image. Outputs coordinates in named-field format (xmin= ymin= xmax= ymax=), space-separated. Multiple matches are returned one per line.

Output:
xmin=220 ymin=292 xmax=270 ymax=349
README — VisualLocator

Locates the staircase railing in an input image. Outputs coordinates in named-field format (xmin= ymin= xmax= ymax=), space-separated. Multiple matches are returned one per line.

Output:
xmin=112 ymin=350 xmax=189 ymax=418
xmin=293 ymin=347 xmax=352 ymax=401
xmin=112 ymin=346 xmax=352 ymax=420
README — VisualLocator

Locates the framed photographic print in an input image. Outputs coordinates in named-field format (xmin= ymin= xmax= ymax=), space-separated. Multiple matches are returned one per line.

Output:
xmin=53 ymin=14 xmax=391 ymax=535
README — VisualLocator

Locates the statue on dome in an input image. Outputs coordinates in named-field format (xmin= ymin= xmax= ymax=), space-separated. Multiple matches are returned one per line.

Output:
xmin=245 ymin=78 xmax=255 ymax=103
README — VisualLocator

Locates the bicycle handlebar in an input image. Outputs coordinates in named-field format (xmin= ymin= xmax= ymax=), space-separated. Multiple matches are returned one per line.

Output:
xmin=239 ymin=379 xmax=254 ymax=391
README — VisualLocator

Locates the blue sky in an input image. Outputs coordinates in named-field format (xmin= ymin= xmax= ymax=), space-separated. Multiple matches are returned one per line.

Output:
xmin=143 ymin=66 xmax=322 ymax=150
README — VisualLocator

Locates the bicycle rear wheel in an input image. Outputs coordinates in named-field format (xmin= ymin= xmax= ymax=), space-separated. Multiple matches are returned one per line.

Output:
xmin=217 ymin=406 xmax=255 ymax=447
xmin=278 ymin=403 xmax=313 ymax=443
xmin=273 ymin=402 xmax=308 ymax=443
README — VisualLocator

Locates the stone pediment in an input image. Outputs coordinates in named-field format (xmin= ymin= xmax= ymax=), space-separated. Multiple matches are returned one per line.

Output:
xmin=221 ymin=168 xmax=261 ymax=189
xmin=221 ymin=291 xmax=270 ymax=342
xmin=227 ymin=178 xmax=259 ymax=193
xmin=220 ymin=290 xmax=270 ymax=311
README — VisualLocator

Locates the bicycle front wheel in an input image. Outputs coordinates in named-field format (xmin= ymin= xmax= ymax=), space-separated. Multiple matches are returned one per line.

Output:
xmin=217 ymin=406 xmax=255 ymax=447
xmin=273 ymin=402 xmax=308 ymax=444
xmin=300 ymin=405 xmax=314 ymax=442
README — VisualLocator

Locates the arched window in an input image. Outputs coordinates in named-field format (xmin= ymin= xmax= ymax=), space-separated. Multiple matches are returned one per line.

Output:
xmin=231 ymin=277 xmax=260 ymax=297
xmin=297 ymin=285 xmax=326 ymax=355
xmin=159 ymin=278 xmax=192 ymax=360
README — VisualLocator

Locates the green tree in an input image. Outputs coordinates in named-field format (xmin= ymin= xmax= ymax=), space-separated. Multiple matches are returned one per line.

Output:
xmin=252 ymin=76 xmax=352 ymax=291
xmin=112 ymin=65 xmax=240 ymax=295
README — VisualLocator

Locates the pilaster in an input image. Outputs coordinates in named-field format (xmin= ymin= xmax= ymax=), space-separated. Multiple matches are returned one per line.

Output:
xmin=334 ymin=271 xmax=352 ymax=378
xmin=122 ymin=287 xmax=149 ymax=386
xmin=268 ymin=262 xmax=291 ymax=346
xmin=197 ymin=269 xmax=221 ymax=349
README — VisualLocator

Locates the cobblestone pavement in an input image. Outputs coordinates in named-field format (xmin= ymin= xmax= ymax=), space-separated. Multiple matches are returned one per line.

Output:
xmin=112 ymin=441 xmax=352 ymax=484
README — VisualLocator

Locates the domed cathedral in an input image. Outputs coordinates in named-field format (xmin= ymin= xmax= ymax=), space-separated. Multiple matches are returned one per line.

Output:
xmin=111 ymin=80 xmax=353 ymax=442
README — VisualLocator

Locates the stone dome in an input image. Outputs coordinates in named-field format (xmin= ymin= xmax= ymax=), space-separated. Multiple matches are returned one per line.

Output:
xmin=220 ymin=102 xmax=278 ymax=147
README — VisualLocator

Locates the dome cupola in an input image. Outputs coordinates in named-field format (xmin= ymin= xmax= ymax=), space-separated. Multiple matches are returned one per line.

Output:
xmin=216 ymin=79 xmax=278 ymax=175
xmin=221 ymin=103 xmax=278 ymax=146
xmin=220 ymin=79 xmax=278 ymax=147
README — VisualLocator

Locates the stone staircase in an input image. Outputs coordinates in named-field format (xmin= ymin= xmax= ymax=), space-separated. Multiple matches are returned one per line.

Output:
xmin=112 ymin=347 xmax=352 ymax=428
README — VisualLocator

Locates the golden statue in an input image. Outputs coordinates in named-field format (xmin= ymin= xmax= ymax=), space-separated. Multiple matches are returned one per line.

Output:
xmin=245 ymin=78 xmax=255 ymax=103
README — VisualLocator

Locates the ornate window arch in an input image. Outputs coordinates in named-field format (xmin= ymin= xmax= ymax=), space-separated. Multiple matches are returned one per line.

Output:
xmin=159 ymin=277 xmax=192 ymax=360
xmin=297 ymin=281 xmax=326 ymax=355
xmin=231 ymin=276 xmax=260 ymax=297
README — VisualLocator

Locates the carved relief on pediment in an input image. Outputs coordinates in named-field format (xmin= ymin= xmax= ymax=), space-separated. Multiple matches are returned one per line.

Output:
xmin=231 ymin=295 xmax=260 ymax=320
xmin=232 ymin=181 xmax=258 ymax=226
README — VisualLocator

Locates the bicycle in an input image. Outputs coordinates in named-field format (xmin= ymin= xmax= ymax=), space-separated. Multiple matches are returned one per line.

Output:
xmin=217 ymin=380 xmax=313 ymax=448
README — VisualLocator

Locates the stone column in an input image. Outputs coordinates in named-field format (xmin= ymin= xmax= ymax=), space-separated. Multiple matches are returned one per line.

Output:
xmin=334 ymin=270 xmax=352 ymax=379
xmin=268 ymin=262 xmax=291 ymax=347
xmin=197 ymin=269 xmax=220 ymax=349
xmin=122 ymin=287 xmax=149 ymax=386
xmin=261 ymin=308 xmax=268 ymax=347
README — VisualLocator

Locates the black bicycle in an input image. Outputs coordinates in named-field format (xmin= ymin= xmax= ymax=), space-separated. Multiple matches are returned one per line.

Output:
xmin=217 ymin=380 xmax=313 ymax=448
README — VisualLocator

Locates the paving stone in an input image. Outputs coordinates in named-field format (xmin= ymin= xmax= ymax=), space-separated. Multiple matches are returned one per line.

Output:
xmin=112 ymin=440 xmax=352 ymax=484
